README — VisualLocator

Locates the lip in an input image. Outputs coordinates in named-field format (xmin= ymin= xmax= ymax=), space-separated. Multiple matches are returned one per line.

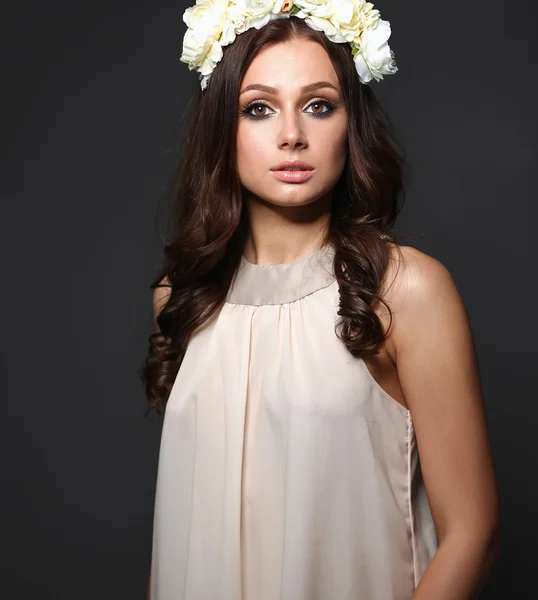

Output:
xmin=270 ymin=159 xmax=315 ymax=183
xmin=271 ymin=169 xmax=315 ymax=183
xmin=271 ymin=160 xmax=314 ymax=171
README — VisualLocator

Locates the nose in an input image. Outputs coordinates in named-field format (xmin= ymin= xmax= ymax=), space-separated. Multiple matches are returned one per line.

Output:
xmin=277 ymin=109 xmax=308 ymax=150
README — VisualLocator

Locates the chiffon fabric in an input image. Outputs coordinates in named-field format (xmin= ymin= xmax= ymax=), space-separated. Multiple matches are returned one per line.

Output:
xmin=150 ymin=241 xmax=439 ymax=600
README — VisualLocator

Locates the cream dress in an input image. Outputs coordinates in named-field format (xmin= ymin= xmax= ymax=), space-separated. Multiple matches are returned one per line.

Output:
xmin=150 ymin=241 xmax=439 ymax=600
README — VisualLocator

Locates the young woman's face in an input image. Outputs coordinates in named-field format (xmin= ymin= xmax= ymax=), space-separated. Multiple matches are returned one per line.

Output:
xmin=236 ymin=38 xmax=348 ymax=209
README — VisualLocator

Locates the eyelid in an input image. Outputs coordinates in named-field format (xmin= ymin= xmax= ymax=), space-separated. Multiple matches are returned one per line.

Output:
xmin=244 ymin=96 xmax=336 ymax=112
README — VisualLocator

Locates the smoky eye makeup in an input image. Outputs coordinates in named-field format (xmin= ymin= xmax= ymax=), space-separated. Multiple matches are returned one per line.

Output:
xmin=239 ymin=97 xmax=341 ymax=121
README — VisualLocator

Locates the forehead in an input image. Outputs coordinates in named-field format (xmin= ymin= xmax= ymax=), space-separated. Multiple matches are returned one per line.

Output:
xmin=241 ymin=38 xmax=340 ymax=91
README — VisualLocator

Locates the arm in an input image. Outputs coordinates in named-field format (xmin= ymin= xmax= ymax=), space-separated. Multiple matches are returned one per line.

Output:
xmin=147 ymin=277 xmax=172 ymax=600
xmin=389 ymin=248 xmax=500 ymax=600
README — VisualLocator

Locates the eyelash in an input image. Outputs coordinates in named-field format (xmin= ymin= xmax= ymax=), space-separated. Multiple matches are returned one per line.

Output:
xmin=239 ymin=98 xmax=338 ymax=120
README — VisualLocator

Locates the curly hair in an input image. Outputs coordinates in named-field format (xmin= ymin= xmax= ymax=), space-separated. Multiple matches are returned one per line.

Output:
xmin=140 ymin=16 xmax=411 ymax=416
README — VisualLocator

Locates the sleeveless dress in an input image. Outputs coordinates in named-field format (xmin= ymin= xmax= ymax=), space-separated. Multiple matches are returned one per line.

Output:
xmin=150 ymin=241 xmax=439 ymax=600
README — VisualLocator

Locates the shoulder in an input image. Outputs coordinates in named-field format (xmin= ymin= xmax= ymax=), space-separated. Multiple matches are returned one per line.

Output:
xmin=383 ymin=248 xmax=499 ymax=546
xmin=385 ymin=244 xmax=458 ymax=308
xmin=153 ymin=276 xmax=172 ymax=330
xmin=381 ymin=244 xmax=467 ymax=358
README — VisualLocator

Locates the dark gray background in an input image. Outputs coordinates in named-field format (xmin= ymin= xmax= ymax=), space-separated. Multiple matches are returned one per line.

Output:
xmin=2 ymin=1 xmax=536 ymax=598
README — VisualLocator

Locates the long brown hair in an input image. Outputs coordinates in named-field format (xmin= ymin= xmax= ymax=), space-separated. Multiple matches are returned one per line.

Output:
xmin=140 ymin=16 xmax=410 ymax=416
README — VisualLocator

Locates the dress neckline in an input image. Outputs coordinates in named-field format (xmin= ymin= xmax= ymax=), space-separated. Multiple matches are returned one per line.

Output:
xmin=226 ymin=242 xmax=337 ymax=306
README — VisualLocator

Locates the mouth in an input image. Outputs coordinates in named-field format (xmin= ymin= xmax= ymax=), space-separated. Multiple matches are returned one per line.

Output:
xmin=270 ymin=168 xmax=315 ymax=183
xmin=270 ymin=159 xmax=315 ymax=183
xmin=271 ymin=159 xmax=314 ymax=171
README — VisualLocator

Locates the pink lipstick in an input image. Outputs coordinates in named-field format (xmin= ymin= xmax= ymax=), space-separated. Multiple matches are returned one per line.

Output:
xmin=270 ymin=159 xmax=315 ymax=184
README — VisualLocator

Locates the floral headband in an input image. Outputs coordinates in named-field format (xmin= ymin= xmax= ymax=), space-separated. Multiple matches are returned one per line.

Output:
xmin=180 ymin=0 xmax=398 ymax=90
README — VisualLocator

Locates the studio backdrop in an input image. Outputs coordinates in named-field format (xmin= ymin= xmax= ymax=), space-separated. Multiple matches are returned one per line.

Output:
xmin=2 ymin=1 xmax=537 ymax=598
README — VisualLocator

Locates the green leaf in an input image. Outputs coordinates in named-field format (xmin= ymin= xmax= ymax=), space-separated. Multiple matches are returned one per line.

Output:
xmin=290 ymin=5 xmax=300 ymax=15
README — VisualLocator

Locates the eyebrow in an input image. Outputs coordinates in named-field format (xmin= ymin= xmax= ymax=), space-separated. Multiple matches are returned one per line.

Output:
xmin=239 ymin=80 xmax=339 ymax=96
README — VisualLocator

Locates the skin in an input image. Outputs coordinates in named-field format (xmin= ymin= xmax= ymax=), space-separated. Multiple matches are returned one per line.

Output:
xmin=377 ymin=249 xmax=500 ymax=599
xmin=149 ymin=36 xmax=500 ymax=600
xmin=236 ymin=37 xmax=347 ymax=266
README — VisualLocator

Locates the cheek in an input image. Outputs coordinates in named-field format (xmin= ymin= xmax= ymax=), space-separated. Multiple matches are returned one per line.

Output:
xmin=316 ymin=123 xmax=347 ymax=165
xmin=237 ymin=125 xmax=268 ymax=170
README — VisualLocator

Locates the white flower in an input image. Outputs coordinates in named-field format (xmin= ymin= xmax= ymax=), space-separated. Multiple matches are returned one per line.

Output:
xmin=232 ymin=0 xmax=279 ymax=18
xmin=353 ymin=19 xmax=398 ymax=83
xmin=295 ymin=14 xmax=343 ymax=43
xmin=180 ymin=0 xmax=230 ymax=76
xmin=227 ymin=0 xmax=277 ymax=35
xmin=179 ymin=0 xmax=398 ymax=89
xmin=290 ymin=1 xmax=343 ymax=43
xmin=292 ymin=1 xmax=376 ymax=45
xmin=293 ymin=0 xmax=343 ymax=19
xmin=338 ymin=0 xmax=380 ymax=44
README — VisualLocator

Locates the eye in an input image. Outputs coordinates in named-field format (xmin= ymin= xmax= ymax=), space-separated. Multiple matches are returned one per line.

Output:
xmin=305 ymin=99 xmax=336 ymax=117
xmin=241 ymin=102 xmax=274 ymax=120
xmin=239 ymin=98 xmax=338 ymax=121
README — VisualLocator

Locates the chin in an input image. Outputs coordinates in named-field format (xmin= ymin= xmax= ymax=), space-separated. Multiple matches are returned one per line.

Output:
xmin=261 ymin=191 xmax=323 ymax=208
xmin=241 ymin=177 xmax=334 ymax=208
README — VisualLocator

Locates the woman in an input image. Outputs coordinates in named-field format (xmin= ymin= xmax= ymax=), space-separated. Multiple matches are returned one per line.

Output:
xmin=142 ymin=2 xmax=500 ymax=599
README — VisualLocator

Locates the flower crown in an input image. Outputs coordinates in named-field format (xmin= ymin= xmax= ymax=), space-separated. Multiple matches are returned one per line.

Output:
xmin=180 ymin=0 xmax=398 ymax=90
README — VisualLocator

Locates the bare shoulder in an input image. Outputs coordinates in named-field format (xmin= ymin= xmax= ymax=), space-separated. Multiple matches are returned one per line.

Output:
xmin=379 ymin=244 xmax=466 ymax=358
xmin=152 ymin=276 xmax=172 ymax=331
xmin=379 ymin=245 xmax=499 ymax=549
xmin=382 ymin=243 xmax=460 ymax=311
